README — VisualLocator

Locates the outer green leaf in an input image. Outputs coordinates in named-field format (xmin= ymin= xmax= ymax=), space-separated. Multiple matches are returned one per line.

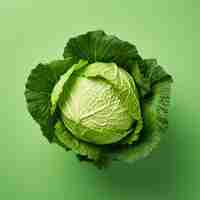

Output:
xmin=25 ymin=59 xmax=76 ymax=142
xmin=48 ymin=57 xmax=77 ymax=79
xmin=54 ymin=120 xmax=101 ymax=161
xmin=112 ymin=61 xmax=173 ymax=162
xmin=128 ymin=60 xmax=151 ymax=97
xmin=144 ymin=59 xmax=172 ymax=85
xmin=63 ymin=30 xmax=141 ymax=68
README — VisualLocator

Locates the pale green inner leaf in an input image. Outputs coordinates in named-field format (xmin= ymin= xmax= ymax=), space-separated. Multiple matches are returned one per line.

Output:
xmin=59 ymin=62 xmax=142 ymax=145
xmin=50 ymin=60 xmax=88 ymax=114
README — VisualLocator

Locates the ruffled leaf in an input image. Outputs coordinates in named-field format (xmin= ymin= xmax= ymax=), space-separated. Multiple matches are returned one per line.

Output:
xmin=25 ymin=59 xmax=76 ymax=142
xmin=63 ymin=30 xmax=141 ymax=68
xmin=128 ymin=60 xmax=151 ymax=97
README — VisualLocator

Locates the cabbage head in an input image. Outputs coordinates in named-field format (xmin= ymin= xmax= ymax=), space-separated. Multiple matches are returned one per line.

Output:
xmin=25 ymin=31 xmax=173 ymax=168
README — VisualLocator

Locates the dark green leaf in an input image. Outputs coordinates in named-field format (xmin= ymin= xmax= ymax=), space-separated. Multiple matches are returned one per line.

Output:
xmin=63 ymin=30 xmax=141 ymax=68
xmin=25 ymin=59 xmax=76 ymax=142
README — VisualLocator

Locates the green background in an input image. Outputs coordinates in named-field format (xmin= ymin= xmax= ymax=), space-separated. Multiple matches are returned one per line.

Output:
xmin=0 ymin=0 xmax=199 ymax=199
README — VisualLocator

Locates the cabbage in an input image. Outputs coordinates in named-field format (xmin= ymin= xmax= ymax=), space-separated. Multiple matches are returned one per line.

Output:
xmin=25 ymin=30 xmax=173 ymax=168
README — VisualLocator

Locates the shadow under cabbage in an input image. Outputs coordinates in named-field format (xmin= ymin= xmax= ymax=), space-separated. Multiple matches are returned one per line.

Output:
xmin=58 ymin=101 xmax=179 ymax=198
